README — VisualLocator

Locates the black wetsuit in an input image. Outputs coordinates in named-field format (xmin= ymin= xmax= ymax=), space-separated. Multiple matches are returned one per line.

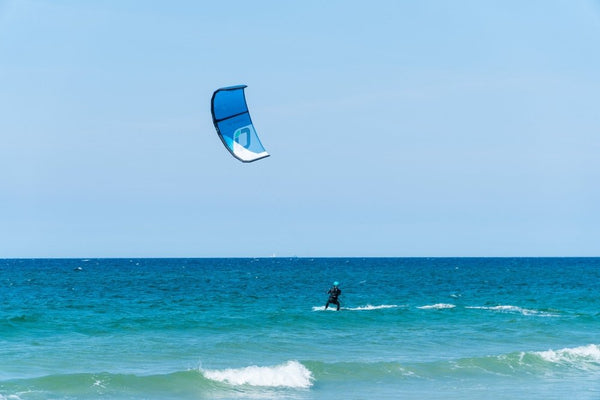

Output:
xmin=325 ymin=286 xmax=341 ymax=311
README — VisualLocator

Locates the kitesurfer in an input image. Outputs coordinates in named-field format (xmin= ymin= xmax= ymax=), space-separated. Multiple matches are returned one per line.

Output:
xmin=325 ymin=281 xmax=342 ymax=311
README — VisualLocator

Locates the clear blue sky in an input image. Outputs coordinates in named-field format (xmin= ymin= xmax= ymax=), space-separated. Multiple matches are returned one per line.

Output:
xmin=1 ymin=0 xmax=599 ymax=257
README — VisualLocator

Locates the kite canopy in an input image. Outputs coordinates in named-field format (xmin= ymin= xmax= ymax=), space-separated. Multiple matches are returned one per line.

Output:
xmin=211 ymin=85 xmax=269 ymax=162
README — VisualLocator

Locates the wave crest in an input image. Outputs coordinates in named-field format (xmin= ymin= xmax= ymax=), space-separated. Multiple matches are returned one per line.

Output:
xmin=201 ymin=360 xmax=313 ymax=388
xmin=534 ymin=344 xmax=600 ymax=368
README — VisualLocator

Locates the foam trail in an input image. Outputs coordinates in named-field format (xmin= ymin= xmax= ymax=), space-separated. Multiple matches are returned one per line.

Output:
xmin=417 ymin=303 xmax=456 ymax=310
xmin=347 ymin=304 xmax=402 ymax=311
xmin=201 ymin=360 xmax=313 ymax=388
xmin=312 ymin=304 xmax=401 ymax=311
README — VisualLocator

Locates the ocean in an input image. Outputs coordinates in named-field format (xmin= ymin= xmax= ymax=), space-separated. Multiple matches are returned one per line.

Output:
xmin=1 ymin=258 xmax=599 ymax=399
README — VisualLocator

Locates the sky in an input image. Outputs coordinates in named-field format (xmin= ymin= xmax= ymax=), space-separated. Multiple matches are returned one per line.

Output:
xmin=1 ymin=0 xmax=599 ymax=258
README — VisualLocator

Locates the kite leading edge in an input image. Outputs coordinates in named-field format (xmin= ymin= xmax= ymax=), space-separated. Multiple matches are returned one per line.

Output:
xmin=211 ymin=85 xmax=269 ymax=163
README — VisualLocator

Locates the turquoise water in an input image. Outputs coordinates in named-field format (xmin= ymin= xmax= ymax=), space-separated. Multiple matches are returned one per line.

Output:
xmin=1 ymin=258 xmax=599 ymax=399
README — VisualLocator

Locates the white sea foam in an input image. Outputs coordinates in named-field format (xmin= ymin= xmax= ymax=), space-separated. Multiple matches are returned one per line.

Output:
xmin=201 ymin=360 xmax=313 ymax=388
xmin=0 ymin=393 xmax=25 ymax=400
xmin=417 ymin=303 xmax=456 ymax=310
xmin=534 ymin=344 xmax=600 ymax=369
xmin=92 ymin=378 xmax=106 ymax=388
xmin=466 ymin=305 xmax=559 ymax=317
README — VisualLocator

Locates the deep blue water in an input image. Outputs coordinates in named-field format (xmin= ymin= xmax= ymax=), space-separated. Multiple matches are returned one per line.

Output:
xmin=1 ymin=258 xmax=599 ymax=399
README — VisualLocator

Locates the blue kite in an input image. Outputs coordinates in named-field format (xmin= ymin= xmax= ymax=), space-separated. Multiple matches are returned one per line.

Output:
xmin=211 ymin=85 xmax=269 ymax=162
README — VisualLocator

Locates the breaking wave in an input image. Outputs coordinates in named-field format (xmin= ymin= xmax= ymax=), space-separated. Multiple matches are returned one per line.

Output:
xmin=534 ymin=344 xmax=600 ymax=369
xmin=201 ymin=360 xmax=313 ymax=388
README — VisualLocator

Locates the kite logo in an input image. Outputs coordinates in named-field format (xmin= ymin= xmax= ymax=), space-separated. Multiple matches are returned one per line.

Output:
xmin=234 ymin=126 xmax=252 ymax=147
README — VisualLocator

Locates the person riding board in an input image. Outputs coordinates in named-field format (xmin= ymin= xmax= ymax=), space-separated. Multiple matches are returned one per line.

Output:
xmin=325 ymin=281 xmax=342 ymax=311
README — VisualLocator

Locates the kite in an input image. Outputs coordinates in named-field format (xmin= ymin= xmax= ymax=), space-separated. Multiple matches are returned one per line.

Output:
xmin=211 ymin=85 xmax=269 ymax=162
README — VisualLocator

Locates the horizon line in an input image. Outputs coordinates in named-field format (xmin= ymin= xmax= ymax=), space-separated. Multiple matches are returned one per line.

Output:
xmin=1 ymin=256 xmax=598 ymax=260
